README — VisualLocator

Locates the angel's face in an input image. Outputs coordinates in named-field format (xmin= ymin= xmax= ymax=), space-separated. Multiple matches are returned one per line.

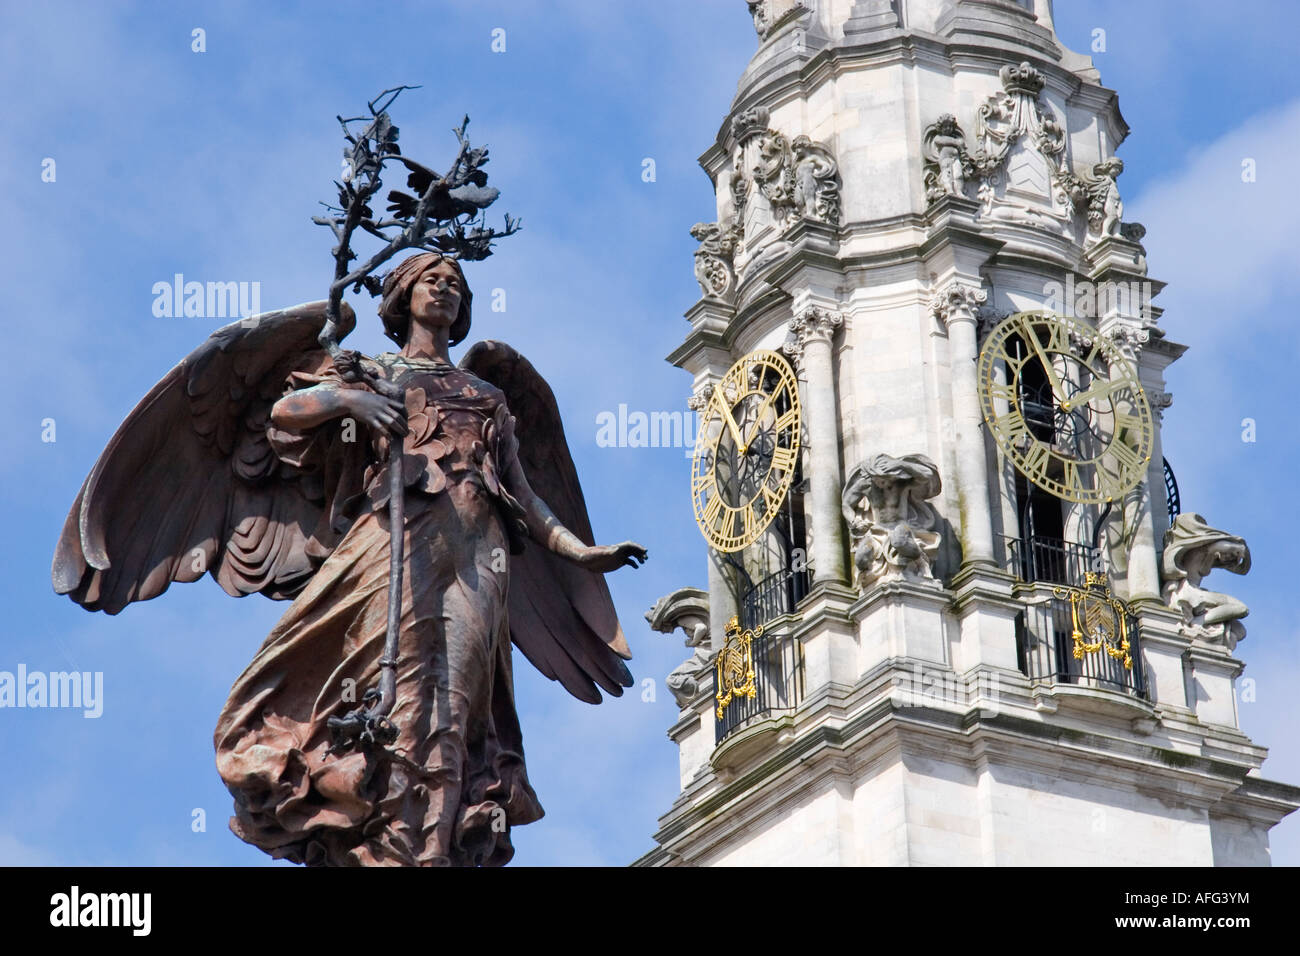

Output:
xmin=408 ymin=260 xmax=463 ymax=332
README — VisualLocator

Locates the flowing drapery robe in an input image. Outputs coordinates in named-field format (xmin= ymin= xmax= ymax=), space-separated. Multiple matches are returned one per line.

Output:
xmin=214 ymin=352 xmax=543 ymax=866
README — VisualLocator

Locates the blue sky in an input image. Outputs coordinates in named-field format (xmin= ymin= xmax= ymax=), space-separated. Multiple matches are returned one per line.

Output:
xmin=1 ymin=1 xmax=1297 ymax=866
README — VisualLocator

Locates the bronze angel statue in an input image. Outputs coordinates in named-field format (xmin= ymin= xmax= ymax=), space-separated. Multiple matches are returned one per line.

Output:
xmin=51 ymin=93 xmax=646 ymax=867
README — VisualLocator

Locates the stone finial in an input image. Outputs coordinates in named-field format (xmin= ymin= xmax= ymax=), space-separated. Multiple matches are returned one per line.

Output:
xmin=999 ymin=61 xmax=1047 ymax=96
xmin=731 ymin=105 xmax=772 ymax=144
xmin=841 ymin=454 xmax=943 ymax=591
xmin=1161 ymin=513 xmax=1252 ymax=651
xmin=930 ymin=281 xmax=988 ymax=327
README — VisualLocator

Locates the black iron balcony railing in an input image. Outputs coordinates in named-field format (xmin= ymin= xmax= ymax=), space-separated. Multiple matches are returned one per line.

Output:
xmin=1014 ymin=582 xmax=1148 ymax=699
xmin=714 ymin=623 xmax=806 ymax=744
xmin=741 ymin=566 xmax=810 ymax=631
xmin=1003 ymin=534 xmax=1098 ymax=586
xmin=713 ymin=566 xmax=810 ymax=745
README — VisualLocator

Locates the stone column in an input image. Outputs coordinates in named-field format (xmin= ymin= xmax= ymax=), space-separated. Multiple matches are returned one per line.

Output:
xmin=690 ymin=383 xmax=741 ymax=649
xmin=784 ymin=306 xmax=848 ymax=585
xmin=931 ymin=281 xmax=995 ymax=567
xmin=1102 ymin=321 xmax=1162 ymax=601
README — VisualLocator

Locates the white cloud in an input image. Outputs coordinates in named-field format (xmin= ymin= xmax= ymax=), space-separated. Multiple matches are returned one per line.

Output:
xmin=1130 ymin=97 xmax=1300 ymax=337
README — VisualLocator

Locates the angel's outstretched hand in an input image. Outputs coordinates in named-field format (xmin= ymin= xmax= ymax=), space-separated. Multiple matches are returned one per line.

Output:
xmin=578 ymin=542 xmax=649 ymax=573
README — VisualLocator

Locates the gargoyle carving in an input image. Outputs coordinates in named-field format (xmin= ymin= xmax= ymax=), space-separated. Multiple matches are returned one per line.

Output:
xmin=842 ymin=454 xmax=943 ymax=590
xmin=1161 ymin=513 xmax=1252 ymax=651
xmin=646 ymin=587 xmax=713 ymax=708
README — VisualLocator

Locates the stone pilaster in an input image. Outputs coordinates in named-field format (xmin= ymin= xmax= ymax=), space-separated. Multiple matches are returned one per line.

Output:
xmin=930 ymin=280 xmax=995 ymax=567
xmin=784 ymin=305 xmax=848 ymax=585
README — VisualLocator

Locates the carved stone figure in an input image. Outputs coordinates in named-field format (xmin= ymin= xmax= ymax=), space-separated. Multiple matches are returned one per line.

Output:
xmin=52 ymin=252 xmax=648 ymax=866
xmin=841 ymin=454 xmax=943 ymax=590
xmin=689 ymin=221 xmax=742 ymax=298
xmin=1161 ymin=513 xmax=1252 ymax=651
xmin=922 ymin=114 xmax=972 ymax=201
xmin=790 ymin=135 xmax=842 ymax=223
xmin=921 ymin=63 xmax=1151 ymax=248
xmin=749 ymin=129 xmax=842 ymax=229
xmin=1065 ymin=158 xmax=1126 ymax=238
xmin=646 ymin=588 xmax=713 ymax=708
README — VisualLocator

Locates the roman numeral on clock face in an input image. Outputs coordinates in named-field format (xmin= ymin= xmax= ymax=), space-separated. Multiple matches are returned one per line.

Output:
xmin=702 ymin=494 xmax=723 ymax=528
xmin=762 ymin=483 xmax=784 ymax=513
xmin=1000 ymin=413 xmax=1031 ymax=445
xmin=1113 ymin=410 xmax=1145 ymax=444
xmin=1034 ymin=317 xmax=1071 ymax=355
xmin=1107 ymin=438 xmax=1144 ymax=475
xmin=770 ymin=445 xmax=798 ymax=474
xmin=1020 ymin=442 xmax=1051 ymax=478
xmin=1060 ymin=460 xmax=1081 ymax=495
xmin=691 ymin=470 xmax=712 ymax=499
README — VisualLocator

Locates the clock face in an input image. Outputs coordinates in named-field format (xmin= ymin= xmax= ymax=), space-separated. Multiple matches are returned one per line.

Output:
xmin=979 ymin=311 xmax=1154 ymax=504
xmin=692 ymin=350 xmax=801 ymax=552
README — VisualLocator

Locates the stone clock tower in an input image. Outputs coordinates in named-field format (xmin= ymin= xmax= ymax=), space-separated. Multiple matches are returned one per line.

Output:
xmin=638 ymin=0 xmax=1300 ymax=866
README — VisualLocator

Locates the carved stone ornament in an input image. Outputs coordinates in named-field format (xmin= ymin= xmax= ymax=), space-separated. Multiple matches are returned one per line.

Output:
xmin=746 ymin=0 xmax=807 ymax=40
xmin=782 ymin=305 xmax=843 ymax=369
xmin=1062 ymin=158 xmax=1125 ymax=239
xmin=976 ymin=304 xmax=1011 ymax=342
xmin=922 ymin=62 xmax=1146 ymax=247
xmin=646 ymin=587 xmax=713 ymax=708
xmin=1149 ymin=388 xmax=1173 ymax=421
xmin=687 ymin=382 xmax=715 ymax=412
xmin=922 ymin=113 xmax=981 ymax=202
xmin=1101 ymin=320 xmax=1151 ymax=364
xmin=929 ymin=281 xmax=988 ymax=327
xmin=689 ymin=221 xmax=742 ymax=299
xmin=730 ymin=106 xmax=842 ymax=242
xmin=841 ymin=454 xmax=943 ymax=590
xmin=1161 ymin=513 xmax=1252 ymax=651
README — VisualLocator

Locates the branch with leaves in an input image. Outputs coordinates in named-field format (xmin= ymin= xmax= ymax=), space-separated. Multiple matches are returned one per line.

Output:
xmin=312 ymin=86 xmax=521 ymax=379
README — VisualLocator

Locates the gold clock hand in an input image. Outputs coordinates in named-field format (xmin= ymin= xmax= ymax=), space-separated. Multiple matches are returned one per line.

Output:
xmin=1025 ymin=328 xmax=1068 ymax=400
xmin=714 ymin=392 xmax=746 ymax=450
xmin=1062 ymin=376 xmax=1120 ymax=411
xmin=742 ymin=387 xmax=779 ymax=454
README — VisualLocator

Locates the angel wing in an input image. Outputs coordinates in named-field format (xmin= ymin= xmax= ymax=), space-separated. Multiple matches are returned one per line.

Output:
xmin=461 ymin=341 xmax=634 ymax=705
xmin=52 ymin=302 xmax=363 ymax=614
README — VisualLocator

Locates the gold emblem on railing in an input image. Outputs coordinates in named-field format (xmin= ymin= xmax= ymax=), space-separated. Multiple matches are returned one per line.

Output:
xmin=1053 ymin=572 xmax=1132 ymax=669
xmin=715 ymin=615 xmax=761 ymax=720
